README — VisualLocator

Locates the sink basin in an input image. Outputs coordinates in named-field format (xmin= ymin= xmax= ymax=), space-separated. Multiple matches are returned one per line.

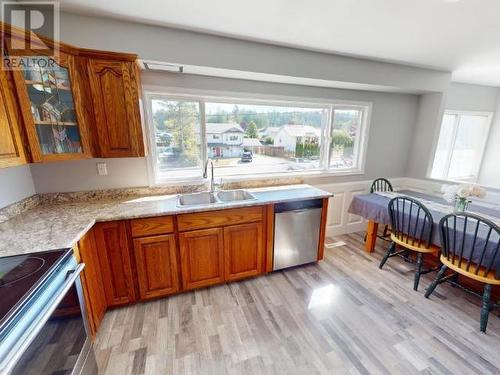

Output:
xmin=178 ymin=192 xmax=218 ymax=206
xmin=217 ymin=190 xmax=256 ymax=202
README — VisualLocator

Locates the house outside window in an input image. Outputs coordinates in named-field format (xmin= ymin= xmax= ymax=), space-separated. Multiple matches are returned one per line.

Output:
xmin=145 ymin=93 xmax=371 ymax=183
xmin=430 ymin=110 xmax=493 ymax=182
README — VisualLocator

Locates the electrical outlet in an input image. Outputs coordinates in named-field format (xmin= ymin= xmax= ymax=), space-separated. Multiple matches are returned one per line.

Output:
xmin=97 ymin=162 xmax=108 ymax=176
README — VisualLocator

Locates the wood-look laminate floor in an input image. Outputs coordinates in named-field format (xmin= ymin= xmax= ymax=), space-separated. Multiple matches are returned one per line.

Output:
xmin=93 ymin=233 xmax=500 ymax=375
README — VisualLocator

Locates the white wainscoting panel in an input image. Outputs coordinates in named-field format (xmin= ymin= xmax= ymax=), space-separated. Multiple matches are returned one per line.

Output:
xmin=316 ymin=177 xmax=500 ymax=237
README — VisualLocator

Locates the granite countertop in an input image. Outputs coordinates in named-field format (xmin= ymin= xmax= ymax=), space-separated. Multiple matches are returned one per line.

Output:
xmin=0 ymin=184 xmax=332 ymax=257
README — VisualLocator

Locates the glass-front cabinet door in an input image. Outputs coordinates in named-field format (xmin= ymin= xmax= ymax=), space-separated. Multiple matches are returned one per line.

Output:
xmin=12 ymin=53 xmax=91 ymax=162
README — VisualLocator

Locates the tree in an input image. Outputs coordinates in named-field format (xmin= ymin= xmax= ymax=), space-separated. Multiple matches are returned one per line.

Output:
xmin=331 ymin=129 xmax=354 ymax=148
xmin=295 ymin=143 xmax=303 ymax=158
xmin=262 ymin=137 xmax=274 ymax=145
xmin=246 ymin=121 xmax=258 ymax=138
xmin=158 ymin=100 xmax=199 ymax=167
xmin=232 ymin=105 xmax=241 ymax=123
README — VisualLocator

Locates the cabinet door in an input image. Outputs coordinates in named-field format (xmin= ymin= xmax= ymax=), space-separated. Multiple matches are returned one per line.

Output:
xmin=77 ymin=230 xmax=107 ymax=336
xmin=87 ymin=59 xmax=144 ymax=158
xmin=12 ymin=53 xmax=92 ymax=162
xmin=179 ymin=228 xmax=224 ymax=290
xmin=133 ymin=234 xmax=179 ymax=300
xmin=0 ymin=69 xmax=27 ymax=168
xmin=94 ymin=221 xmax=136 ymax=306
xmin=224 ymin=223 xmax=264 ymax=281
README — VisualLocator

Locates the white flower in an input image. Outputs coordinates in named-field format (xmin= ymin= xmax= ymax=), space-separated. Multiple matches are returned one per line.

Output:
xmin=457 ymin=185 xmax=472 ymax=198
xmin=441 ymin=183 xmax=487 ymax=202
xmin=442 ymin=184 xmax=458 ymax=203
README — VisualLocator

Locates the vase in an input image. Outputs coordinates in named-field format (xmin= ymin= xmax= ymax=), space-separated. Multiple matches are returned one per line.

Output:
xmin=454 ymin=197 xmax=470 ymax=212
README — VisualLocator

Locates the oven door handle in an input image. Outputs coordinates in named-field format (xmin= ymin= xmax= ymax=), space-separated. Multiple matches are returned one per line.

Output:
xmin=2 ymin=263 xmax=85 ymax=375
xmin=29 ymin=263 xmax=85 ymax=331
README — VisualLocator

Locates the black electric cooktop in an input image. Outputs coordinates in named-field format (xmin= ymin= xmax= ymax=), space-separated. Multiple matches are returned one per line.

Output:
xmin=0 ymin=249 xmax=72 ymax=332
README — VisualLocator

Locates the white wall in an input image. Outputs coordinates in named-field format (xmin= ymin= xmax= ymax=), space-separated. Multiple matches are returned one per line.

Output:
xmin=56 ymin=12 xmax=451 ymax=94
xmin=444 ymin=83 xmax=499 ymax=188
xmin=0 ymin=165 xmax=35 ymax=208
xmin=406 ymin=92 xmax=446 ymax=179
xmin=30 ymin=158 xmax=149 ymax=194
xmin=445 ymin=83 xmax=499 ymax=112
xmin=479 ymin=95 xmax=500 ymax=187
xmin=406 ymin=83 xmax=500 ymax=184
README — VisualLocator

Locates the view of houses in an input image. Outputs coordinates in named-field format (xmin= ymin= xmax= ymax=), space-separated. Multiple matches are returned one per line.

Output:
xmin=203 ymin=122 xmax=321 ymax=160
xmin=152 ymin=100 xmax=359 ymax=173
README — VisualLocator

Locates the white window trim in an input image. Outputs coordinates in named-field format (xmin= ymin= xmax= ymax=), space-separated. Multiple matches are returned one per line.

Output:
xmin=143 ymin=89 xmax=372 ymax=186
xmin=429 ymin=109 xmax=493 ymax=183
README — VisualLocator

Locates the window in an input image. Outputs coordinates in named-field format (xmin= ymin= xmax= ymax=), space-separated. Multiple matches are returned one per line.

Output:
xmin=150 ymin=98 xmax=203 ymax=179
xmin=430 ymin=111 xmax=492 ymax=182
xmin=147 ymin=94 xmax=371 ymax=183
xmin=330 ymin=109 xmax=364 ymax=170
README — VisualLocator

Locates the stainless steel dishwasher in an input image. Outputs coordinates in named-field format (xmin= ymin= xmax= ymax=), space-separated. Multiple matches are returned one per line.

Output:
xmin=273 ymin=199 xmax=323 ymax=270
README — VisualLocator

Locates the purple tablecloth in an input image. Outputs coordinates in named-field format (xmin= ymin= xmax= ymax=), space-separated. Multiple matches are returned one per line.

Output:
xmin=348 ymin=190 xmax=500 ymax=270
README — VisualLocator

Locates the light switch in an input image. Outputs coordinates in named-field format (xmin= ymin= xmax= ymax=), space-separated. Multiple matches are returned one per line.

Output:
xmin=97 ymin=162 xmax=108 ymax=176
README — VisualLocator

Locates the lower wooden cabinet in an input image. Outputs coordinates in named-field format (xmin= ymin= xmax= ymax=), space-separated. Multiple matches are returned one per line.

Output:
xmin=77 ymin=230 xmax=107 ymax=336
xmin=179 ymin=228 xmax=225 ymax=290
xmin=224 ymin=223 xmax=264 ymax=281
xmin=133 ymin=234 xmax=179 ymax=300
xmin=94 ymin=221 xmax=136 ymax=306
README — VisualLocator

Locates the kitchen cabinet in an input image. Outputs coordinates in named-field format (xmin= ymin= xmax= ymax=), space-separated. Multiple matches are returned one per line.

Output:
xmin=224 ymin=223 xmax=264 ymax=281
xmin=178 ymin=207 xmax=266 ymax=289
xmin=0 ymin=68 xmax=28 ymax=168
xmin=87 ymin=58 xmax=145 ymax=158
xmin=2 ymin=23 xmax=145 ymax=164
xmin=133 ymin=234 xmax=179 ymax=300
xmin=179 ymin=228 xmax=225 ymax=290
xmin=77 ymin=230 xmax=107 ymax=337
xmin=177 ymin=206 xmax=263 ymax=231
xmin=94 ymin=221 xmax=136 ymax=306
xmin=11 ymin=52 xmax=93 ymax=162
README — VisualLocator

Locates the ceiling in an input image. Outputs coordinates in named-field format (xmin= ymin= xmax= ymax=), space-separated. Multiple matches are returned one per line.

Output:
xmin=60 ymin=0 xmax=500 ymax=87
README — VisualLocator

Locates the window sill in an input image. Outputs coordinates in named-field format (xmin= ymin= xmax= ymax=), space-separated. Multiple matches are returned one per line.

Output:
xmin=427 ymin=177 xmax=500 ymax=193
xmin=151 ymin=169 xmax=365 ymax=187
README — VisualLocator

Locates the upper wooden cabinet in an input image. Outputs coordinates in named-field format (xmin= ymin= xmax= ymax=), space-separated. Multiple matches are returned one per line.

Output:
xmin=87 ymin=59 xmax=145 ymax=158
xmin=1 ymin=24 xmax=145 ymax=166
xmin=0 ymin=69 xmax=27 ymax=168
xmin=11 ymin=52 xmax=93 ymax=162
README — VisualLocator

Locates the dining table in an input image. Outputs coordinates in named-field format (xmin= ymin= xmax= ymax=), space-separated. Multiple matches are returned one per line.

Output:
xmin=348 ymin=189 xmax=500 ymax=256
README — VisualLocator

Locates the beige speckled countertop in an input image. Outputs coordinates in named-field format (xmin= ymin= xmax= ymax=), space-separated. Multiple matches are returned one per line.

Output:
xmin=0 ymin=184 xmax=332 ymax=257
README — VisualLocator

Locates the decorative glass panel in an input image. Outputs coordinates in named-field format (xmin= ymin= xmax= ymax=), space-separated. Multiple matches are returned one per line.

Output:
xmin=22 ymin=58 xmax=83 ymax=155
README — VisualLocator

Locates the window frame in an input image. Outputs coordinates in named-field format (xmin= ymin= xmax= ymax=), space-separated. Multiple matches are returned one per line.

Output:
xmin=429 ymin=110 xmax=493 ymax=183
xmin=144 ymin=90 xmax=372 ymax=185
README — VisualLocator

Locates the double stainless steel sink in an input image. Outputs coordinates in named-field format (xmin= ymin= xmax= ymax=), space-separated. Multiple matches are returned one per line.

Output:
xmin=177 ymin=190 xmax=256 ymax=207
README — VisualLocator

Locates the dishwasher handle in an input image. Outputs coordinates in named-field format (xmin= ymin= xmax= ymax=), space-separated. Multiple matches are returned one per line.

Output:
xmin=275 ymin=199 xmax=323 ymax=213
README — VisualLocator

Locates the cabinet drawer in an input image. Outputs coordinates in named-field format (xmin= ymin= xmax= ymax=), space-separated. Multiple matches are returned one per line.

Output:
xmin=131 ymin=216 xmax=174 ymax=237
xmin=177 ymin=206 xmax=264 ymax=231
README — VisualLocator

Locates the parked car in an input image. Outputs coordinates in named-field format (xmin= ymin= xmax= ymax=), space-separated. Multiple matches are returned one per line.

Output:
xmin=241 ymin=150 xmax=253 ymax=162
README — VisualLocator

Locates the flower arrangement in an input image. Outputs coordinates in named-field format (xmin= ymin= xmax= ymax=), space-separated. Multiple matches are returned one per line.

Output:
xmin=441 ymin=184 xmax=487 ymax=212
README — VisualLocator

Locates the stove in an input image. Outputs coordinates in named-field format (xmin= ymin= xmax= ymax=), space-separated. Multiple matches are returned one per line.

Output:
xmin=0 ymin=250 xmax=71 ymax=335
xmin=0 ymin=249 xmax=97 ymax=375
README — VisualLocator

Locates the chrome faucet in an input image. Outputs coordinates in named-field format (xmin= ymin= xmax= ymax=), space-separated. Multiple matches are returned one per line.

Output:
xmin=203 ymin=159 xmax=216 ymax=193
